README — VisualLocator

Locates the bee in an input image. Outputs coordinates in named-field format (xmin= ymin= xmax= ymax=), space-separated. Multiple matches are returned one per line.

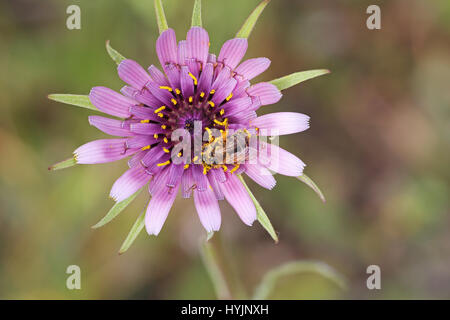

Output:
xmin=202 ymin=128 xmax=257 ymax=167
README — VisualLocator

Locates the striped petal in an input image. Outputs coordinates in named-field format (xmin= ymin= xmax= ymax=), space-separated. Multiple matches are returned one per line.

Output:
xmin=218 ymin=38 xmax=248 ymax=70
xmin=243 ymin=164 xmax=276 ymax=190
xmin=156 ymin=28 xmax=178 ymax=67
xmin=74 ymin=139 xmax=132 ymax=164
xmin=250 ymin=112 xmax=310 ymax=136
xmin=110 ymin=165 xmax=151 ymax=202
xmin=194 ymin=184 xmax=221 ymax=232
xmin=118 ymin=59 xmax=152 ymax=90
xmin=220 ymin=173 xmax=256 ymax=226
xmin=145 ymin=183 xmax=180 ymax=236
xmin=89 ymin=87 xmax=135 ymax=118
xmin=148 ymin=65 xmax=170 ymax=86
xmin=235 ymin=58 xmax=271 ymax=81
xmin=258 ymin=142 xmax=305 ymax=177
xmin=187 ymin=26 xmax=210 ymax=66
xmin=88 ymin=116 xmax=133 ymax=137
xmin=247 ymin=82 xmax=282 ymax=107
xmin=211 ymin=78 xmax=237 ymax=105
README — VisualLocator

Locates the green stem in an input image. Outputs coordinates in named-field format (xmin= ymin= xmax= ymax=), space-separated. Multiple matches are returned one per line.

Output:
xmin=201 ymin=232 xmax=247 ymax=300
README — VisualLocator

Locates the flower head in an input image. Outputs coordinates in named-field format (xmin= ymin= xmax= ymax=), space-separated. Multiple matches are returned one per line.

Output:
xmin=50 ymin=0 xmax=328 ymax=243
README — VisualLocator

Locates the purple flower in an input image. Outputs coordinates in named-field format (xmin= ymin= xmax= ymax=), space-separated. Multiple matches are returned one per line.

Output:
xmin=50 ymin=0 xmax=328 ymax=240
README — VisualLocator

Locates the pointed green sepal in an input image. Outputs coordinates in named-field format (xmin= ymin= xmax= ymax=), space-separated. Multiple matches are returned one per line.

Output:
xmin=238 ymin=175 xmax=278 ymax=243
xmin=206 ymin=231 xmax=214 ymax=241
xmin=236 ymin=0 xmax=270 ymax=39
xmin=106 ymin=40 xmax=126 ymax=65
xmin=47 ymin=94 xmax=97 ymax=111
xmin=92 ymin=189 xmax=142 ymax=229
xmin=119 ymin=210 xmax=146 ymax=254
xmin=269 ymin=69 xmax=330 ymax=91
xmin=48 ymin=157 xmax=77 ymax=171
xmin=252 ymin=260 xmax=347 ymax=299
xmin=191 ymin=0 xmax=202 ymax=27
xmin=296 ymin=173 xmax=326 ymax=203
xmin=154 ymin=0 xmax=169 ymax=34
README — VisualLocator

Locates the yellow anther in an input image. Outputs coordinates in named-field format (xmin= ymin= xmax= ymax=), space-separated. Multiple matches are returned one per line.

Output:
xmin=200 ymin=92 xmax=205 ymax=98
xmin=159 ymin=86 xmax=173 ymax=92
xmin=140 ymin=119 xmax=150 ymax=123
xmin=230 ymin=164 xmax=240 ymax=173
xmin=157 ymin=113 xmax=164 ymax=118
xmin=153 ymin=133 xmax=158 ymax=139
xmin=193 ymin=156 xmax=199 ymax=162
xmin=163 ymin=147 xmax=170 ymax=153
xmin=188 ymin=72 xmax=198 ymax=86
xmin=214 ymin=119 xmax=225 ymax=126
xmin=203 ymin=167 xmax=207 ymax=175
xmin=141 ymin=145 xmax=151 ymax=151
xmin=208 ymin=101 xmax=215 ymax=107
xmin=220 ymin=109 xmax=225 ymax=116
xmin=154 ymin=106 xmax=166 ymax=114
xmin=157 ymin=160 xmax=171 ymax=167
xmin=161 ymin=124 xmax=167 ymax=129
xmin=205 ymin=127 xmax=213 ymax=142
xmin=163 ymin=137 xmax=169 ymax=143
xmin=189 ymin=96 xmax=193 ymax=103
xmin=210 ymin=89 xmax=216 ymax=95
xmin=175 ymin=88 xmax=181 ymax=95
xmin=177 ymin=152 xmax=182 ymax=157
xmin=222 ymin=165 xmax=228 ymax=172
xmin=226 ymin=93 xmax=233 ymax=101
xmin=184 ymin=164 xmax=190 ymax=169
xmin=171 ymin=98 xmax=177 ymax=105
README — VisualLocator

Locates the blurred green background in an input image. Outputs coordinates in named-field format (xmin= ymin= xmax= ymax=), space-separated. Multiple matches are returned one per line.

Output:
xmin=1 ymin=0 xmax=449 ymax=299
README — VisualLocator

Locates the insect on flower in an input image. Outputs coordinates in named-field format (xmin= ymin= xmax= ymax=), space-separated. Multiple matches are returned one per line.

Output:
xmin=49 ymin=0 xmax=329 ymax=250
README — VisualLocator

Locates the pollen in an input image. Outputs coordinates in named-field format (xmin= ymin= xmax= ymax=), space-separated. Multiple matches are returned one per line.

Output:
xmin=141 ymin=145 xmax=151 ymax=151
xmin=163 ymin=137 xmax=169 ymax=143
xmin=200 ymin=92 xmax=205 ymax=98
xmin=189 ymin=96 xmax=193 ymax=103
xmin=208 ymin=101 xmax=215 ymax=107
xmin=226 ymin=93 xmax=233 ymax=101
xmin=154 ymin=133 xmax=158 ymax=139
xmin=157 ymin=160 xmax=171 ymax=167
xmin=163 ymin=147 xmax=170 ymax=153
xmin=188 ymin=72 xmax=198 ymax=86
xmin=171 ymin=98 xmax=177 ymax=105
xmin=175 ymin=88 xmax=181 ymax=95
xmin=184 ymin=164 xmax=190 ymax=169
xmin=159 ymin=86 xmax=173 ymax=92
xmin=230 ymin=164 xmax=240 ymax=173
xmin=210 ymin=89 xmax=216 ymax=95
xmin=140 ymin=119 xmax=150 ymax=123
xmin=154 ymin=106 xmax=166 ymax=113
xmin=161 ymin=124 xmax=167 ymax=129
xmin=220 ymin=109 xmax=225 ymax=116
xmin=157 ymin=113 xmax=164 ymax=118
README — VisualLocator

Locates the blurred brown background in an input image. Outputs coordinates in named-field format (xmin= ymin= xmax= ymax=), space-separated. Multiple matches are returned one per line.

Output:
xmin=0 ymin=0 xmax=449 ymax=299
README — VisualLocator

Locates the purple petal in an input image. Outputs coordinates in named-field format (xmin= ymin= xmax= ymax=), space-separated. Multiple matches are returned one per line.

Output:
xmin=148 ymin=166 xmax=170 ymax=195
xmin=88 ymin=115 xmax=133 ymax=137
xmin=129 ymin=105 xmax=160 ymax=121
xmin=156 ymin=28 xmax=178 ymax=67
xmin=221 ymin=97 xmax=252 ymax=117
xmin=197 ymin=62 xmax=214 ymax=97
xmin=118 ymin=59 xmax=152 ymax=90
xmin=89 ymin=87 xmax=135 ymax=118
xmin=207 ymin=171 xmax=225 ymax=200
xmin=192 ymin=164 xmax=208 ymax=192
xmin=148 ymin=65 xmax=170 ymax=86
xmin=219 ymin=173 xmax=256 ymax=226
xmin=212 ymin=78 xmax=237 ymax=105
xmin=247 ymin=83 xmax=282 ymax=107
xmin=258 ymin=142 xmax=305 ymax=177
xmin=251 ymin=112 xmax=310 ymax=136
xmin=167 ymin=163 xmax=184 ymax=188
xmin=194 ymin=185 xmax=221 ymax=232
xmin=177 ymin=40 xmax=188 ymax=65
xmin=126 ymin=136 xmax=157 ymax=149
xmin=74 ymin=139 xmax=134 ymax=164
xmin=128 ymin=150 xmax=147 ymax=168
xmin=110 ymin=165 xmax=151 ymax=202
xmin=120 ymin=86 xmax=161 ymax=108
xmin=180 ymin=66 xmax=195 ymax=99
xmin=211 ymin=66 xmax=232 ymax=91
xmin=163 ymin=64 xmax=181 ymax=90
xmin=218 ymin=38 xmax=248 ymax=70
xmin=243 ymin=164 xmax=276 ymax=190
xmin=207 ymin=53 xmax=217 ymax=64
xmin=235 ymin=58 xmax=271 ymax=81
xmin=129 ymin=122 xmax=167 ymax=135
xmin=182 ymin=166 xmax=194 ymax=198
xmin=145 ymin=82 xmax=174 ymax=106
xmin=145 ymin=182 xmax=179 ymax=236
xmin=187 ymin=27 xmax=210 ymax=66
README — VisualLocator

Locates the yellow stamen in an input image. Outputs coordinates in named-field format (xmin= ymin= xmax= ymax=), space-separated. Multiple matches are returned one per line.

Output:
xmin=200 ymin=92 xmax=205 ymax=98
xmin=163 ymin=137 xmax=169 ymax=143
xmin=203 ymin=166 xmax=208 ymax=175
xmin=222 ymin=165 xmax=228 ymax=172
xmin=208 ymin=101 xmax=215 ymax=107
xmin=141 ymin=145 xmax=151 ymax=151
xmin=230 ymin=164 xmax=240 ymax=173
xmin=154 ymin=106 xmax=166 ymax=114
xmin=193 ymin=156 xmax=199 ymax=162
xmin=157 ymin=113 xmax=164 ymax=118
xmin=177 ymin=152 xmax=182 ymax=157
xmin=214 ymin=119 xmax=225 ymax=126
xmin=184 ymin=164 xmax=190 ymax=169
xmin=220 ymin=109 xmax=225 ymax=116
xmin=163 ymin=147 xmax=170 ymax=153
xmin=159 ymin=86 xmax=173 ymax=92
xmin=205 ymin=127 xmax=213 ymax=142
xmin=189 ymin=96 xmax=193 ymax=103
xmin=188 ymin=72 xmax=198 ymax=86
xmin=154 ymin=133 xmax=158 ymax=139
xmin=226 ymin=93 xmax=233 ymax=101
xmin=210 ymin=89 xmax=216 ymax=95
xmin=171 ymin=98 xmax=177 ymax=105
xmin=161 ymin=124 xmax=167 ymax=129
xmin=175 ymin=88 xmax=181 ymax=95
xmin=140 ymin=119 xmax=150 ymax=123
xmin=157 ymin=160 xmax=171 ymax=167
